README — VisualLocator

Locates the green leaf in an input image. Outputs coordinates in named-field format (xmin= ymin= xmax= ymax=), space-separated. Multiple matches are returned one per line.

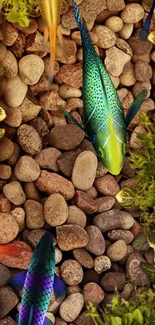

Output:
xmin=138 ymin=306 xmax=151 ymax=320
xmin=133 ymin=309 xmax=143 ymax=325
xmin=112 ymin=306 xmax=128 ymax=316
xmin=147 ymin=227 xmax=155 ymax=250
xmin=115 ymin=188 xmax=137 ymax=210
xmin=141 ymin=263 xmax=155 ymax=284
xmin=122 ymin=313 xmax=133 ymax=325
xmin=132 ymin=231 xmax=150 ymax=252
xmin=109 ymin=316 xmax=122 ymax=325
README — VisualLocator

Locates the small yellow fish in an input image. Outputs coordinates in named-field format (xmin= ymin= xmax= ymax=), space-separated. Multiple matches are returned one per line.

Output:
xmin=37 ymin=0 xmax=64 ymax=84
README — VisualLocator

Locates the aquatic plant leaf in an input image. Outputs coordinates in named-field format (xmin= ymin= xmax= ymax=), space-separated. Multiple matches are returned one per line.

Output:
xmin=132 ymin=231 xmax=150 ymax=251
xmin=122 ymin=313 xmax=133 ymax=325
xmin=148 ymin=30 xmax=155 ymax=44
xmin=133 ymin=309 xmax=143 ymax=324
xmin=0 ymin=128 xmax=5 ymax=139
xmin=115 ymin=188 xmax=138 ymax=210
xmin=141 ymin=263 xmax=155 ymax=284
xmin=109 ymin=316 xmax=122 ymax=325
xmin=147 ymin=226 xmax=155 ymax=250
xmin=0 ymin=106 xmax=6 ymax=121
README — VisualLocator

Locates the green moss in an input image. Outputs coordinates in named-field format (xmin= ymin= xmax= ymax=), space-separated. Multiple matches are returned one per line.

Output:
xmin=86 ymin=288 xmax=155 ymax=325
xmin=0 ymin=0 xmax=39 ymax=27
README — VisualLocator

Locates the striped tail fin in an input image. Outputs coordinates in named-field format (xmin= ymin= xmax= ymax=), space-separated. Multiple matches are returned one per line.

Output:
xmin=72 ymin=0 xmax=83 ymax=28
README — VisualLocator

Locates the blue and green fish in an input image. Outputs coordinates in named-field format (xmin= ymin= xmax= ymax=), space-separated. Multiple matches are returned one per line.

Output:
xmin=59 ymin=0 xmax=147 ymax=175
xmin=9 ymin=232 xmax=66 ymax=325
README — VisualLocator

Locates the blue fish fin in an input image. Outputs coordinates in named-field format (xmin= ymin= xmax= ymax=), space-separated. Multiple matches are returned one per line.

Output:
xmin=43 ymin=317 xmax=53 ymax=325
xmin=28 ymin=305 xmax=34 ymax=325
xmin=9 ymin=270 xmax=27 ymax=291
xmin=53 ymin=273 xmax=67 ymax=298
xmin=56 ymin=105 xmax=88 ymax=134
xmin=14 ymin=313 xmax=19 ymax=323
xmin=140 ymin=0 xmax=155 ymax=41
xmin=125 ymin=89 xmax=147 ymax=128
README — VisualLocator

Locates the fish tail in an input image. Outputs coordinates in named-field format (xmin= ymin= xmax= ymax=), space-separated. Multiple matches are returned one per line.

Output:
xmin=72 ymin=0 xmax=83 ymax=28
xmin=140 ymin=0 xmax=155 ymax=41
xmin=0 ymin=245 xmax=29 ymax=257
xmin=48 ymin=26 xmax=57 ymax=84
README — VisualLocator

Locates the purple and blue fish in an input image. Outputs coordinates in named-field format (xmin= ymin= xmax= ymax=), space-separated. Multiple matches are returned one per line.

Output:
xmin=9 ymin=232 xmax=66 ymax=325
xmin=140 ymin=0 xmax=155 ymax=41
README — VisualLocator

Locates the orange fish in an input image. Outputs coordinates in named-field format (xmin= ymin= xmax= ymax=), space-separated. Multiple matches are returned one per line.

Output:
xmin=0 ymin=245 xmax=30 ymax=257
xmin=37 ymin=0 xmax=64 ymax=84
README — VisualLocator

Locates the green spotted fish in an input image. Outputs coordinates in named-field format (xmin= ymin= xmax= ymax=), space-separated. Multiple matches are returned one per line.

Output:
xmin=59 ymin=0 xmax=147 ymax=176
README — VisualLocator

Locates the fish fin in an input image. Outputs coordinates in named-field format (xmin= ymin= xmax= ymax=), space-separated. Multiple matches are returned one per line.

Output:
xmin=28 ymin=305 xmax=34 ymax=325
xmin=9 ymin=270 xmax=27 ymax=291
xmin=57 ymin=25 xmax=64 ymax=50
xmin=72 ymin=0 xmax=82 ymax=28
xmin=43 ymin=27 xmax=49 ymax=51
xmin=14 ymin=313 xmax=19 ymax=323
xmin=0 ymin=245 xmax=30 ymax=257
xmin=139 ymin=0 xmax=155 ymax=41
xmin=43 ymin=317 xmax=53 ymax=325
xmin=56 ymin=105 xmax=88 ymax=134
xmin=53 ymin=273 xmax=67 ymax=298
xmin=48 ymin=26 xmax=57 ymax=84
xmin=125 ymin=88 xmax=148 ymax=128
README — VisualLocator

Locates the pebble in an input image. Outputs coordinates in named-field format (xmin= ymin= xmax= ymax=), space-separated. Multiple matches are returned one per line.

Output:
xmin=130 ymin=126 xmax=147 ymax=149
xmin=105 ymin=47 xmax=131 ymax=77
xmin=119 ymin=23 xmax=133 ymax=40
xmin=106 ymin=239 xmax=127 ymax=262
xmin=59 ymin=293 xmax=84 ymax=322
xmin=11 ymin=207 xmax=25 ymax=231
xmin=0 ymin=264 xmax=11 ymax=286
xmin=85 ymin=225 xmax=105 ymax=256
xmin=56 ymin=225 xmax=89 ymax=251
xmin=18 ymin=98 xmax=41 ymax=123
xmin=1 ymin=50 xmax=18 ymax=79
xmin=17 ymin=124 xmax=42 ymax=155
xmin=55 ymin=317 xmax=67 ymax=325
xmin=0 ymin=194 xmax=11 ymax=213
xmin=128 ymin=32 xmax=152 ymax=56
xmin=135 ymin=60 xmax=152 ymax=81
xmin=67 ymin=285 xmax=81 ymax=295
xmin=19 ymin=54 xmax=44 ymax=85
xmin=120 ymin=63 xmax=136 ymax=86
xmin=84 ymin=282 xmax=104 ymax=305
xmin=95 ymin=174 xmax=119 ymax=196
xmin=7 ymin=143 xmax=21 ymax=166
xmin=55 ymin=39 xmax=77 ymax=64
xmin=0 ymin=240 xmax=32 ymax=269
xmin=0 ymin=138 xmax=14 ymax=162
xmin=24 ymin=199 xmax=45 ymax=229
xmin=73 ymin=248 xmax=94 ymax=269
xmin=85 ymin=186 xmax=98 ymax=199
xmin=73 ymin=190 xmax=98 ymax=215
xmin=59 ymin=84 xmax=82 ymax=99
xmin=3 ymin=75 xmax=28 ymax=108
xmin=72 ymin=151 xmax=98 ymax=191
xmin=96 ymin=161 xmax=108 ymax=177
xmin=66 ymin=205 xmax=86 ymax=228
xmin=94 ymin=255 xmax=111 ymax=274
xmin=60 ymin=260 xmax=83 ymax=285
xmin=0 ymin=316 xmax=16 ymax=325
xmin=105 ymin=16 xmax=123 ymax=32
xmin=55 ymin=247 xmax=62 ymax=265
xmin=44 ymin=193 xmax=68 ymax=227
xmin=24 ymin=182 xmax=41 ymax=201
xmin=106 ymin=0 xmax=125 ymax=11
xmin=57 ymin=148 xmax=81 ymax=177
xmin=107 ymin=229 xmax=134 ymax=244
xmin=35 ymin=170 xmax=75 ymax=200
xmin=95 ymin=196 xmax=115 ymax=213
xmin=49 ymin=125 xmax=85 ymax=151
xmin=2 ymin=104 xmax=22 ymax=128
xmin=10 ymin=31 xmax=26 ymax=58
xmin=14 ymin=156 xmax=40 ymax=182
xmin=0 ymin=286 xmax=19 ymax=318
xmin=34 ymin=148 xmax=61 ymax=172
xmin=93 ymin=25 xmax=116 ymax=49
xmin=93 ymin=209 xmax=134 ymax=232
xmin=121 ymin=3 xmax=144 ymax=24
xmin=39 ymin=90 xmax=66 ymax=111
xmin=0 ymin=213 xmax=19 ymax=244
xmin=26 ymin=229 xmax=47 ymax=247
xmin=54 ymin=63 xmax=82 ymax=88
xmin=1 ymin=22 xmax=18 ymax=46
xmin=101 ymin=272 xmax=126 ymax=292
xmin=126 ymin=253 xmax=150 ymax=287
xmin=0 ymin=164 xmax=11 ymax=180
xmin=3 ymin=181 xmax=26 ymax=205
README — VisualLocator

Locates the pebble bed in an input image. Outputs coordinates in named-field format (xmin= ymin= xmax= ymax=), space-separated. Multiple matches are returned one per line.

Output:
xmin=0 ymin=0 xmax=154 ymax=324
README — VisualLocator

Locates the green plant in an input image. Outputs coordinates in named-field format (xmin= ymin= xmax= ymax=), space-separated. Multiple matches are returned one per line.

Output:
xmin=0 ymin=0 xmax=39 ymax=27
xmin=0 ymin=105 xmax=6 ymax=138
xmin=86 ymin=288 xmax=155 ymax=325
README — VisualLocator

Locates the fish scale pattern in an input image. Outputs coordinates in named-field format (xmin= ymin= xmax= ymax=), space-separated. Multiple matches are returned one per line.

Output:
xmin=73 ymin=0 xmax=126 ymax=146
xmin=19 ymin=265 xmax=55 ymax=325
